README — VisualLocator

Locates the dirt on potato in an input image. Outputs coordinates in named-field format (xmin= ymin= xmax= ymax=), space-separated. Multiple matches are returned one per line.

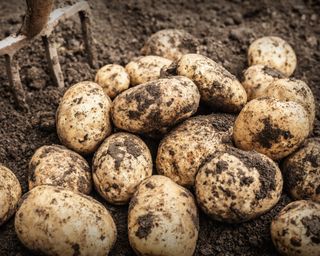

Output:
xmin=0 ymin=0 xmax=319 ymax=255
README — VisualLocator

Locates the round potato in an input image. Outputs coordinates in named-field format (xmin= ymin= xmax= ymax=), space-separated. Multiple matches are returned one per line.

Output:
xmin=241 ymin=64 xmax=284 ymax=100
xmin=56 ymin=81 xmax=112 ymax=155
xmin=264 ymin=78 xmax=316 ymax=133
xmin=157 ymin=113 xmax=235 ymax=187
xmin=111 ymin=76 xmax=200 ymax=134
xmin=195 ymin=147 xmax=283 ymax=223
xmin=0 ymin=165 xmax=21 ymax=226
xmin=125 ymin=56 xmax=172 ymax=86
xmin=271 ymin=200 xmax=320 ymax=256
xmin=176 ymin=54 xmax=247 ymax=113
xmin=95 ymin=64 xmax=130 ymax=99
xmin=233 ymin=97 xmax=309 ymax=160
xmin=15 ymin=185 xmax=117 ymax=256
xmin=28 ymin=145 xmax=92 ymax=194
xmin=282 ymin=138 xmax=320 ymax=202
xmin=248 ymin=36 xmax=297 ymax=76
xmin=128 ymin=175 xmax=199 ymax=256
xmin=93 ymin=132 xmax=152 ymax=205
xmin=140 ymin=29 xmax=200 ymax=61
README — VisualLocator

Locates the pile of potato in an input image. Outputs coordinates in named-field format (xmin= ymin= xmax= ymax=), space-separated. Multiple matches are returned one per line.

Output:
xmin=0 ymin=29 xmax=319 ymax=256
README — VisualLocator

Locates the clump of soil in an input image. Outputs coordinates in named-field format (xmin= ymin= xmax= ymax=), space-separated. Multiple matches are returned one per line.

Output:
xmin=0 ymin=0 xmax=319 ymax=255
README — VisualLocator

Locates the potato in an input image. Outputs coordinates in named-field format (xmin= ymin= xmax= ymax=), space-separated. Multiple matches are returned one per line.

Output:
xmin=95 ymin=64 xmax=130 ymax=99
xmin=28 ymin=145 xmax=92 ymax=194
xmin=195 ymin=147 xmax=283 ymax=223
xmin=125 ymin=56 xmax=172 ymax=86
xmin=282 ymin=138 xmax=320 ymax=202
xmin=15 ymin=185 xmax=117 ymax=256
xmin=140 ymin=29 xmax=200 ymax=61
xmin=0 ymin=165 xmax=21 ymax=226
xmin=233 ymin=97 xmax=309 ymax=160
xmin=176 ymin=54 xmax=247 ymax=113
xmin=241 ymin=64 xmax=284 ymax=100
xmin=93 ymin=132 xmax=152 ymax=205
xmin=56 ymin=81 xmax=112 ymax=155
xmin=264 ymin=78 xmax=316 ymax=133
xmin=248 ymin=36 xmax=297 ymax=76
xmin=271 ymin=200 xmax=320 ymax=256
xmin=111 ymin=76 xmax=200 ymax=134
xmin=128 ymin=175 xmax=199 ymax=256
xmin=156 ymin=113 xmax=235 ymax=187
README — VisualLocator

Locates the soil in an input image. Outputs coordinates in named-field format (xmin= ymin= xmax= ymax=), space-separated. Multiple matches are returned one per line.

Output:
xmin=0 ymin=0 xmax=319 ymax=255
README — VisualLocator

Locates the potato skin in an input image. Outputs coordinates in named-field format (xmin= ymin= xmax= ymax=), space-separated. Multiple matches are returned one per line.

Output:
xmin=241 ymin=64 xmax=284 ymax=100
xmin=28 ymin=145 xmax=92 ymax=194
xmin=125 ymin=56 xmax=172 ymax=86
xmin=176 ymin=54 xmax=247 ymax=113
xmin=111 ymin=76 xmax=200 ymax=134
xmin=0 ymin=165 xmax=21 ymax=226
xmin=15 ymin=185 xmax=117 ymax=256
xmin=156 ymin=113 xmax=235 ymax=187
xmin=282 ymin=138 xmax=320 ymax=202
xmin=271 ymin=200 xmax=320 ymax=256
xmin=248 ymin=36 xmax=297 ymax=77
xmin=56 ymin=81 xmax=112 ymax=155
xmin=128 ymin=175 xmax=199 ymax=256
xmin=195 ymin=147 xmax=283 ymax=223
xmin=233 ymin=97 xmax=309 ymax=160
xmin=140 ymin=29 xmax=200 ymax=61
xmin=95 ymin=64 xmax=130 ymax=99
xmin=264 ymin=78 xmax=316 ymax=133
xmin=93 ymin=132 xmax=152 ymax=205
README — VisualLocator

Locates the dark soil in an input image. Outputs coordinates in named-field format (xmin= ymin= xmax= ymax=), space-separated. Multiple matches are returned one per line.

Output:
xmin=0 ymin=0 xmax=319 ymax=255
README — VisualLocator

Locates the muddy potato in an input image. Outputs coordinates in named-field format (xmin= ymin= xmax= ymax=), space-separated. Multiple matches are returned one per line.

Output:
xmin=56 ymin=81 xmax=112 ymax=155
xmin=233 ymin=97 xmax=309 ymax=160
xmin=125 ymin=56 xmax=172 ymax=86
xmin=248 ymin=36 xmax=297 ymax=76
xmin=157 ymin=113 xmax=235 ymax=187
xmin=93 ymin=132 xmax=152 ymax=205
xmin=111 ymin=76 xmax=200 ymax=134
xmin=128 ymin=175 xmax=199 ymax=256
xmin=95 ymin=64 xmax=130 ymax=99
xmin=195 ymin=147 xmax=283 ymax=223
xmin=176 ymin=54 xmax=247 ymax=113
xmin=140 ymin=29 xmax=200 ymax=61
xmin=282 ymin=138 xmax=320 ymax=202
xmin=271 ymin=200 xmax=320 ymax=256
xmin=15 ymin=185 xmax=117 ymax=256
xmin=241 ymin=64 xmax=284 ymax=100
xmin=0 ymin=165 xmax=21 ymax=226
xmin=264 ymin=78 xmax=316 ymax=133
xmin=28 ymin=145 xmax=92 ymax=194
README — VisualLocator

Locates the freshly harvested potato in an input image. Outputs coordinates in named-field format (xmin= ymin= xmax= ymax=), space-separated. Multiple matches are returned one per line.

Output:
xmin=95 ymin=64 xmax=130 ymax=99
xmin=111 ymin=76 xmax=200 ymax=134
xmin=125 ymin=56 xmax=172 ymax=86
xmin=28 ymin=145 xmax=92 ymax=194
xmin=233 ymin=97 xmax=309 ymax=160
xmin=271 ymin=200 xmax=320 ymax=256
xmin=282 ymin=138 xmax=320 ymax=202
xmin=241 ymin=64 xmax=284 ymax=100
xmin=195 ymin=147 xmax=283 ymax=223
xmin=56 ymin=81 xmax=112 ymax=155
xmin=128 ymin=175 xmax=199 ymax=256
xmin=176 ymin=54 xmax=247 ymax=113
xmin=264 ymin=78 xmax=316 ymax=133
xmin=248 ymin=36 xmax=297 ymax=76
xmin=157 ymin=113 xmax=235 ymax=187
xmin=140 ymin=29 xmax=200 ymax=61
xmin=0 ymin=165 xmax=21 ymax=226
xmin=93 ymin=132 xmax=152 ymax=205
xmin=15 ymin=185 xmax=117 ymax=256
